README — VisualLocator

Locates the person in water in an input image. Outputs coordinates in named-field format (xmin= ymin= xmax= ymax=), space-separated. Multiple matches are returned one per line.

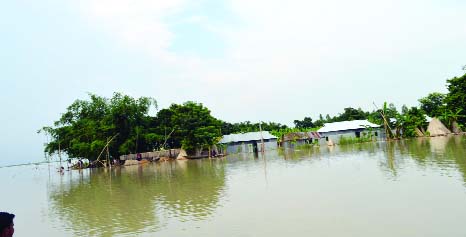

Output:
xmin=0 ymin=212 xmax=15 ymax=237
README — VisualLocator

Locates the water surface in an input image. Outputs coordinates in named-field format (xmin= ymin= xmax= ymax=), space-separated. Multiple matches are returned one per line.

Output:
xmin=2 ymin=136 xmax=466 ymax=236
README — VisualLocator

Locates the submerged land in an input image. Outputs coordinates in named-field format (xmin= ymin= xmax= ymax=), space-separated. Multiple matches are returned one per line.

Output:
xmin=39 ymin=70 xmax=466 ymax=165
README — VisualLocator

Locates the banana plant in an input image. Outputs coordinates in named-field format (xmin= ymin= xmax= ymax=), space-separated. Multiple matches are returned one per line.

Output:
xmin=440 ymin=108 xmax=465 ymax=132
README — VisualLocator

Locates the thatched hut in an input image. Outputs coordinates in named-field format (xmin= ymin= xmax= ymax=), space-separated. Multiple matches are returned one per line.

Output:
xmin=427 ymin=118 xmax=451 ymax=136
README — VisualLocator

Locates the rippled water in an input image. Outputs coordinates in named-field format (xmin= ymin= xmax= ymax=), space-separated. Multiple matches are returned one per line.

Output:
xmin=2 ymin=136 xmax=466 ymax=236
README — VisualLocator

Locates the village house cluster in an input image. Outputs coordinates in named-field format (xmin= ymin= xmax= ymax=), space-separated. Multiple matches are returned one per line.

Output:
xmin=219 ymin=120 xmax=385 ymax=153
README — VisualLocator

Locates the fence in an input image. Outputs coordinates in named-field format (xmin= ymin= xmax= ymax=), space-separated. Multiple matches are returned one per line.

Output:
xmin=119 ymin=149 xmax=181 ymax=160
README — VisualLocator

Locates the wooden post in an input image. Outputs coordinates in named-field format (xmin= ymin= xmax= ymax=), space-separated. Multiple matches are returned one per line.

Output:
xmin=107 ymin=137 xmax=110 ymax=168
xmin=97 ymin=133 xmax=119 ymax=162
xmin=259 ymin=123 xmax=265 ymax=153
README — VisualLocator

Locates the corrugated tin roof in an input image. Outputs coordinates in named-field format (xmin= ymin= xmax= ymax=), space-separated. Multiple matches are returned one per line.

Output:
xmin=219 ymin=131 xmax=277 ymax=143
xmin=317 ymin=120 xmax=380 ymax=133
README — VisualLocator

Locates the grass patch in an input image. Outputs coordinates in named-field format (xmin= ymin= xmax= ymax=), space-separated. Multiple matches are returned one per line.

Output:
xmin=339 ymin=135 xmax=374 ymax=145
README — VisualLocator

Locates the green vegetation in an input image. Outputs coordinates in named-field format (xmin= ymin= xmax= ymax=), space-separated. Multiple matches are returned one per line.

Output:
xmin=270 ymin=127 xmax=319 ymax=143
xmin=40 ymin=94 xmax=222 ymax=160
xmin=419 ymin=92 xmax=446 ymax=118
xmin=156 ymin=102 xmax=222 ymax=155
xmin=445 ymin=73 xmax=466 ymax=126
xmin=293 ymin=117 xmax=315 ymax=129
xmin=220 ymin=121 xmax=287 ymax=134
xmin=339 ymin=134 xmax=374 ymax=145
xmin=41 ymin=69 xmax=466 ymax=160
xmin=286 ymin=70 xmax=466 ymax=140
xmin=39 ymin=93 xmax=156 ymax=161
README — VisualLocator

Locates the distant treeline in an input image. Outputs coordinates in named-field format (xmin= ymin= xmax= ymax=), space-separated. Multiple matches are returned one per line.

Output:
xmin=290 ymin=71 xmax=466 ymax=139
xmin=40 ymin=71 xmax=466 ymax=160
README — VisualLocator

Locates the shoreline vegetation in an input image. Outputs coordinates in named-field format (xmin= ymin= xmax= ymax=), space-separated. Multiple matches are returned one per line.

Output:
xmin=39 ymin=70 xmax=466 ymax=165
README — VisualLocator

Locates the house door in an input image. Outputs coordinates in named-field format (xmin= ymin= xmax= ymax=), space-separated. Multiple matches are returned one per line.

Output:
xmin=252 ymin=142 xmax=258 ymax=153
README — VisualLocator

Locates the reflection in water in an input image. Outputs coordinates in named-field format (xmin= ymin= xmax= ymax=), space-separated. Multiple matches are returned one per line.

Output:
xmin=393 ymin=136 xmax=466 ymax=181
xmin=33 ymin=135 xmax=466 ymax=236
xmin=48 ymin=160 xmax=226 ymax=236
xmin=348 ymin=135 xmax=466 ymax=182
xmin=276 ymin=135 xmax=466 ymax=181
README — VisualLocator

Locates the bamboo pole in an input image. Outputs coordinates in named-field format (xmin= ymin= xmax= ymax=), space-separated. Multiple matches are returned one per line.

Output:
xmin=107 ymin=137 xmax=111 ymax=168
xmin=161 ymin=128 xmax=175 ymax=149
xmin=373 ymin=102 xmax=394 ymax=140
xmin=96 ymin=133 xmax=119 ymax=162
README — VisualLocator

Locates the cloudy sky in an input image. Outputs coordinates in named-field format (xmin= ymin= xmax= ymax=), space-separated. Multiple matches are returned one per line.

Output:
xmin=1 ymin=0 xmax=465 ymax=165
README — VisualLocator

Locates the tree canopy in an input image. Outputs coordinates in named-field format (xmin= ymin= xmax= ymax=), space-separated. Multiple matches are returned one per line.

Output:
xmin=293 ymin=117 xmax=314 ymax=129
xmin=41 ymin=95 xmax=221 ymax=160
xmin=40 ymin=93 xmax=156 ymax=160
xmin=445 ymin=73 xmax=466 ymax=125
xmin=419 ymin=92 xmax=446 ymax=118
xmin=220 ymin=121 xmax=288 ymax=134
xmin=155 ymin=102 xmax=222 ymax=154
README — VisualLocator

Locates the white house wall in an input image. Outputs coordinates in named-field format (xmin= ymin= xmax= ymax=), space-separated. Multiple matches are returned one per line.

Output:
xmin=320 ymin=128 xmax=386 ymax=144
xmin=224 ymin=140 xmax=278 ymax=154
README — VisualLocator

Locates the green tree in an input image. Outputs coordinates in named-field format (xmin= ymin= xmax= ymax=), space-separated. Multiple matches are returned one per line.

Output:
xmin=220 ymin=121 xmax=288 ymax=134
xmin=337 ymin=107 xmax=368 ymax=121
xmin=445 ymin=73 xmax=466 ymax=125
xmin=40 ymin=93 xmax=156 ymax=161
xmin=438 ymin=108 xmax=465 ymax=132
xmin=156 ymin=102 xmax=222 ymax=155
xmin=314 ymin=114 xmax=325 ymax=127
xmin=419 ymin=92 xmax=446 ymax=118
xmin=397 ymin=107 xmax=427 ymax=138
xmin=293 ymin=117 xmax=315 ymax=129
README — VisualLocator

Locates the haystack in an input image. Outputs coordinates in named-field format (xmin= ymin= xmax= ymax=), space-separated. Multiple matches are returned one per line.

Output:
xmin=415 ymin=127 xmax=425 ymax=137
xmin=427 ymin=118 xmax=451 ymax=136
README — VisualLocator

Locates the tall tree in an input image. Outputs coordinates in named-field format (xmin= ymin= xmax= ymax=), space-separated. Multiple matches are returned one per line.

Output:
xmin=419 ymin=92 xmax=446 ymax=118
xmin=338 ymin=107 xmax=368 ymax=121
xmin=156 ymin=102 xmax=222 ymax=155
xmin=294 ymin=117 xmax=315 ymax=129
xmin=445 ymin=73 xmax=466 ymax=125
xmin=40 ymin=93 xmax=156 ymax=161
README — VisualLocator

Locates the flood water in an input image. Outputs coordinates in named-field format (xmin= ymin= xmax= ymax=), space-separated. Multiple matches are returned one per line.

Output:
xmin=2 ymin=136 xmax=466 ymax=236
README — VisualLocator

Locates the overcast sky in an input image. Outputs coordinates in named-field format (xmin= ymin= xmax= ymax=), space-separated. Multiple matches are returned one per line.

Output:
xmin=1 ymin=0 xmax=465 ymax=165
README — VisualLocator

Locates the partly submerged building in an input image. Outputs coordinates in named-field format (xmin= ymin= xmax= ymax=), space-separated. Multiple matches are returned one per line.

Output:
xmin=281 ymin=131 xmax=325 ymax=148
xmin=219 ymin=131 xmax=278 ymax=154
xmin=317 ymin=120 xmax=384 ymax=144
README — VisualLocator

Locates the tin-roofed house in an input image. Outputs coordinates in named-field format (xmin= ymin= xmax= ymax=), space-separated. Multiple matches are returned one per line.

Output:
xmin=219 ymin=131 xmax=278 ymax=154
xmin=317 ymin=120 xmax=385 ymax=144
